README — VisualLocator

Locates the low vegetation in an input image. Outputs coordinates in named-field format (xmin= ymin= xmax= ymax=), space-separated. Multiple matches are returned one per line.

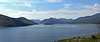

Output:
xmin=55 ymin=33 xmax=100 ymax=42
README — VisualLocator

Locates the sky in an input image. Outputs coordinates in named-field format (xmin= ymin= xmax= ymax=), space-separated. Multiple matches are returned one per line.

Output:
xmin=0 ymin=0 xmax=100 ymax=20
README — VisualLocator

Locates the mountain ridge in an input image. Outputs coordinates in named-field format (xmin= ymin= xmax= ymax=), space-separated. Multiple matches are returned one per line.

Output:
xmin=0 ymin=14 xmax=37 ymax=27
xmin=69 ymin=13 xmax=100 ymax=24
xmin=40 ymin=17 xmax=73 ymax=24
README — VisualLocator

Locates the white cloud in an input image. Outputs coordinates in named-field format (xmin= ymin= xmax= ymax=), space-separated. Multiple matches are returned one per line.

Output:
xmin=61 ymin=4 xmax=71 ymax=9
xmin=64 ymin=4 xmax=71 ymax=8
xmin=0 ymin=0 xmax=33 ymax=7
xmin=63 ymin=4 xmax=71 ymax=9
xmin=93 ymin=3 xmax=100 ymax=11
xmin=0 ymin=3 xmax=100 ymax=20
xmin=0 ymin=8 xmax=98 ymax=20
xmin=83 ymin=5 xmax=92 ymax=9
xmin=24 ymin=2 xmax=32 ymax=7
xmin=0 ymin=0 xmax=12 ymax=2
xmin=0 ymin=0 xmax=27 ymax=2
xmin=45 ymin=0 xmax=62 ymax=3
xmin=12 ymin=2 xmax=32 ymax=7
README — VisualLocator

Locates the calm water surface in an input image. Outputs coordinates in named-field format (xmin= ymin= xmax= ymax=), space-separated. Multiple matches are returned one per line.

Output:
xmin=0 ymin=24 xmax=100 ymax=42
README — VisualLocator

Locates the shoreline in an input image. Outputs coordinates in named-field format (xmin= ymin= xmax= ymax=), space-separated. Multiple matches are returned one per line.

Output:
xmin=55 ymin=33 xmax=100 ymax=42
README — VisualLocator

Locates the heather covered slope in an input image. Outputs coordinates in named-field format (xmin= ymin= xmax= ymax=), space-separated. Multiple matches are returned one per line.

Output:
xmin=14 ymin=17 xmax=37 ymax=25
xmin=0 ymin=14 xmax=37 ymax=27
xmin=69 ymin=13 xmax=100 ymax=24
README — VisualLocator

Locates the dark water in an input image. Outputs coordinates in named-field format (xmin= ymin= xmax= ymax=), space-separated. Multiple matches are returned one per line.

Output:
xmin=0 ymin=24 xmax=100 ymax=42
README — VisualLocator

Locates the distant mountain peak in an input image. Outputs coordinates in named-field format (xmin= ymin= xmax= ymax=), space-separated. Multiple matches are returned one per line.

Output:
xmin=49 ymin=17 xmax=56 ymax=19
xmin=19 ymin=17 xmax=27 ymax=19
xmin=40 ymin=18 xmax=73 ymax=24
xmin=31 ymin=19 xmax=41 ymax=23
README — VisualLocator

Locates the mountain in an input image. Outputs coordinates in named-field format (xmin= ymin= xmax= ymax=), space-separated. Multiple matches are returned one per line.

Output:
xmin=0 ymin=14 xmax=37 ymax=27
xmin=39 ymin=17 xmax=73 ymax=24
xmin=14 ymin=17 xmax=38 ymax=25
xmin=31 ymin=19 xmax=41 ymax=23
xmin=69 ymin=13 xmax=100 ymax=24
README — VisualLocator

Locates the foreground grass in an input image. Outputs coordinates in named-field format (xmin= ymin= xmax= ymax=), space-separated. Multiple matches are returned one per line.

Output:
xmin=55 ymin=33 xmax=100 ymax=42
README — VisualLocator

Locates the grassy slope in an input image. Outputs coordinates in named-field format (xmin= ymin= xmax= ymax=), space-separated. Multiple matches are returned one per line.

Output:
xmin=55 ymin=33 xmax=100 ymax=42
